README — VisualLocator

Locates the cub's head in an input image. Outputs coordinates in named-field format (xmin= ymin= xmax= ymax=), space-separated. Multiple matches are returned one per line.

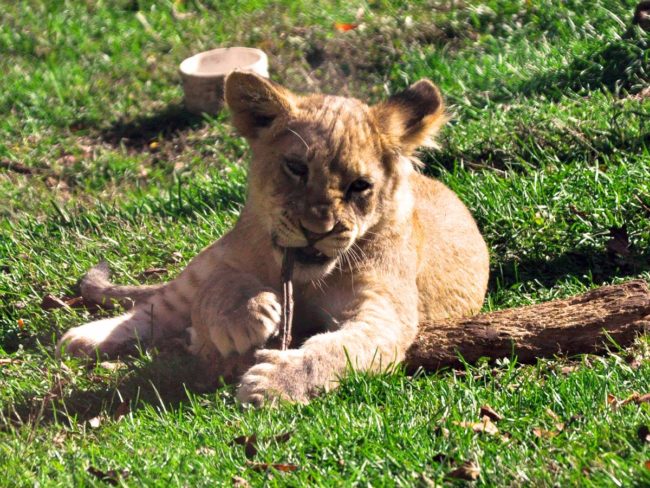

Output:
xmin=225 ymin=72 xmax=446 ymax=280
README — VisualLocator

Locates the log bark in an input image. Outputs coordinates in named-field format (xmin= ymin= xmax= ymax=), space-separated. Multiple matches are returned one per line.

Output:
xmin=405 ymin=279 xmax=650 ymax=371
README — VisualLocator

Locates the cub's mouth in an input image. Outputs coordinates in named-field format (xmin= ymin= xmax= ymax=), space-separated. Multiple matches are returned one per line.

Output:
xmin=293 ymin=245 xmax=332 ymax=265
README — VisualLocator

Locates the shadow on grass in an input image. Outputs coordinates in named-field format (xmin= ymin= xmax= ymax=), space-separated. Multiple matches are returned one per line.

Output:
xmin=1 ymin=350 xmax=233 ymax=430
xmin=518 ymin=33 xmax=649 ymax=101
xmin=99 ymin=103 xmax=206 ymax=150
xmin=491 ymin=248 xmax=650 ymax=293
xmin=425 ymin=123 xmax=649 ymax=174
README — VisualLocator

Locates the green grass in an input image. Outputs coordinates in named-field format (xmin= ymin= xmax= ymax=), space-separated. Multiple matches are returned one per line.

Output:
xmin=1 ymin=0 xmax=649 ymax=485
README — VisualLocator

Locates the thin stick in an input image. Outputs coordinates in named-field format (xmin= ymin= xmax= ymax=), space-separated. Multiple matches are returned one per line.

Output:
xmin=281 ymin=248 xmax=296 ymax=350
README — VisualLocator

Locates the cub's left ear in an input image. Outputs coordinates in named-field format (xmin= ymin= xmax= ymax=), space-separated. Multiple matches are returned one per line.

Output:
xmin=373 ymin=79 xmax=447 ymax=154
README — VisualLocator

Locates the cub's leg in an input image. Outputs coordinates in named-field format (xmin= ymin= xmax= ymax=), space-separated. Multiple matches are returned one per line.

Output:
xmin=187 ymin=265 xmax=283 ymax=361
xmin=56 ymin=308 xmax=156 ymax=358
xmin=237 ymin=282 xmax=419 ymax=405
xmin=57 ymin=279 xmax=194 ymax=358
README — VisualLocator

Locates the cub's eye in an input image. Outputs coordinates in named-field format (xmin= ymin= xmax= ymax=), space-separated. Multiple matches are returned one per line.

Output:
xmin=284 ymin=159 xmax=308 ymax=178
xmin=348 ymin=178 xmax=373 ymax=194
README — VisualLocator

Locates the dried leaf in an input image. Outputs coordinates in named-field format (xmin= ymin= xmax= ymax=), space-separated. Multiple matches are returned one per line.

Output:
xmin=41 ymin=294 xmax=70 ymax=310
xmin=561 ymin=365 xmax=578 ymax=374
xmin=273 ymin=431 xmax=293 ymax=443
xmin=533 ymin=423 xmax=564 ymax=439
xmin=88 ymin=416 xmax=103 ymax=429
xmin=64 ymin=296 xmax=85 ymax=308
xmin=645 ymin=460 xmax=650 ymax=471
xmin=99 ymin=361 xmax=126 ymax=371
xmin=607 ymin=393 xmax=619 ymax=407
xmin=87 ymin=466 xmax=129 ymax=486
xmin=334 ymin=22 xmax=358 ymax=32
xmin=545 ymin=408 xmax=560 ymax=421
xmin=634 ymin=393 xmax=650 ymax=404
xmin=52 ymin=431 xmax=67 ymax=445
xmin=139 ymin=267 xmax=167 ymax=278
xmin=447 ymin=461 xmax=480 ymax=481
xmin=232 ymin=476 xmax=251 ymax=487
xmin=234 ymin=435 xmax=258 ymax=458
xmin=0 ymin=358 xmax=20 ymax=365
xmin=454 ymin=416 xmax=499 ymax=435
xmin=480 ymin=405 xmax=503 ymax=422
xmin=246 ymin=461 xmax=298 ymax=472
xmin=621 ymin=392 xmax=641 ymax=405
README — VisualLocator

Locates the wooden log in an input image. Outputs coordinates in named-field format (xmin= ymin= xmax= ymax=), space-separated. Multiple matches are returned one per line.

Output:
xmin=405 ymin=280 xmax=650 ymax=371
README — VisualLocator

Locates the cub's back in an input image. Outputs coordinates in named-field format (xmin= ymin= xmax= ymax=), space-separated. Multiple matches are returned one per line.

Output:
xmin=411 ymin=172 xmax=489 ymax=321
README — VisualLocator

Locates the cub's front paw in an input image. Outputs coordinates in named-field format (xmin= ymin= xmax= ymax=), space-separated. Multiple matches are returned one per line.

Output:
xmin=210 ymin=291 xmax=282 ymax=356
xmin=237 ymin=349 xmax=314 ymax=407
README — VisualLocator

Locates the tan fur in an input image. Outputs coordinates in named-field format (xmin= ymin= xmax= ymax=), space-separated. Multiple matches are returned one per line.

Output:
xmin=57 ymin=73 xmax=489 ymax=405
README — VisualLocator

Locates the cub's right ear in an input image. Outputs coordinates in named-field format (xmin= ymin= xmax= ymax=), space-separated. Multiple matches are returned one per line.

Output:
xmin=224 ymin=71 xmax=295 ymax=139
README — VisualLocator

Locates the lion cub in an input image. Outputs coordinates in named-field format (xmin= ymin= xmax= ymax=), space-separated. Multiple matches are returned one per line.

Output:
xmin=58 ymin=72 xmax=489 ymax=405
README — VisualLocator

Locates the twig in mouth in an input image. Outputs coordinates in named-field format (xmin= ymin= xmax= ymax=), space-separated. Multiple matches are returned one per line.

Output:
xmin=280 ymin=248 xmax=296 ymax=350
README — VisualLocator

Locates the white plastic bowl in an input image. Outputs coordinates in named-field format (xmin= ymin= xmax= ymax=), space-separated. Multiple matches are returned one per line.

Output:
xmin=179 ymin=47 xmax=269 ymax=114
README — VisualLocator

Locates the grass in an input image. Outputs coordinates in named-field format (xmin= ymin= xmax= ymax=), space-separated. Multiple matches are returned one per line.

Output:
xmin=1 ymin=0 xmax=649 ymax=485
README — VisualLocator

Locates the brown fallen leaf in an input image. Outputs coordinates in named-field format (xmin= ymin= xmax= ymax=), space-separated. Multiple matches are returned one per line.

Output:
xmin=447 ymin=461 xmax=480 ymax=481
xmin=41 ymin=294 xmax=70 ymax=310
xmin=455 ymin=416 xmax=499 ymax=435
xmin=608 ymin=392 xmax=650 ymax=409
xmin=545 ymin=408 xmax=560 ymax=421
xmin=87 ymin=416 xmax=104 ymax=429
xmin=561 ymin=365 xmax=578 ymax=374
xmin=637 ymin=425 xmax=650 ymax=443
xmin=480 ymin=405 xmax=503 ymax=422
xmin=634 ymin=393 xmax=650 ymax=404
xmin=532 ymin=423 xmax=564 ymax=439
xmin=246 ymin=461 xmax=298 ymax=473
xmin=273 ymin=431 xmax=293 ymax=443
xmin=232 ymin=476 xmax=251 ymax=487
xmin=52 ymin=431 xmax=67 ymax=446
xmin=645 ymin=460 xmax=650 ymax=471
xmin=138 ymin=267 xmax=168 ymax=278
xmin=64 ymin=296 xmax=85 ymax=308
xmin=234 ymin=435 xmax=258 ymax=459
xmin=87 ymin=466 xmax=130 ymax=486
xmin=0 ymin=358 xmax=21 ymax=366
xmin=99 ymin=361 xmax=126 ymax=371
xmin=607 ymin=393 xmax=619 ymax=408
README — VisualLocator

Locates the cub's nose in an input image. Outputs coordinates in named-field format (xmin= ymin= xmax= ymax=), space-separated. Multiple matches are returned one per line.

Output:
xmin=300 ymin=221 xmax=334 ymax=242
xmin=300 ymin=203 xmax=336 ymax=238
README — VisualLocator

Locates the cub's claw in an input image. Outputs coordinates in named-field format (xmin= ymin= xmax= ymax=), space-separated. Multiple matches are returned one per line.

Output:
xmin=209 ymin=291 xmax=282 ymax=356
xmin=237 ymin=349 xmax=313 ymax=406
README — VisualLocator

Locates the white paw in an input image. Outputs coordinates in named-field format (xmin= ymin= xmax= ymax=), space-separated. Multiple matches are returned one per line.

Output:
xmin=237 ymin=349 xmax=312 ymax=407
xmin=209 ymin=291 xmax=282 ymax=356
xmin=56 ymin=314 xmax=136 ymax=358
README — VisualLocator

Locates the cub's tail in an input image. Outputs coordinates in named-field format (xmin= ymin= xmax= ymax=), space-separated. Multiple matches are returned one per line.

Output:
xmin=81 ymin=262 xmax=165 ymax=309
